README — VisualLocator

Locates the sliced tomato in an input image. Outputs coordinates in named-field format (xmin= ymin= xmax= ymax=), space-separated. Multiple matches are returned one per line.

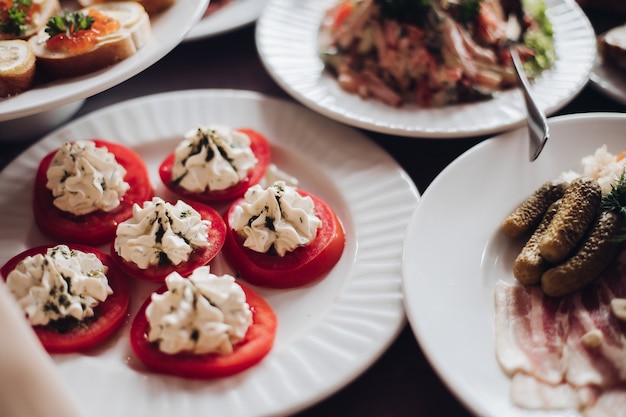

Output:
xmin=130 ymin=280 xmax=277 ymax=379
xmin=158 ymin=128 xmax=271 ymax=203
xmin=0 ymin=244 xmax=130 ymax=353
xmin=33 ymin=139 xmax=154 ymax=246
xmin=109 ymin=201 xmax=227 ymax=283
xmin=222 ymin=190 xmax=345 ymax=288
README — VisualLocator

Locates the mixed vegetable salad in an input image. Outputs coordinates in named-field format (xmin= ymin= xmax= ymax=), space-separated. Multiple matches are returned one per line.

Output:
xmin=319 ymin=0 xmax=555 ymax=107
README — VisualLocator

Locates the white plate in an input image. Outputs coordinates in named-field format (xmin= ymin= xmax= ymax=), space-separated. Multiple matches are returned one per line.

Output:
xmin=256 ymin=0 xmax=596 ymax=138
xmin=186 ymin=0 xmax=270 ymax=41
xmin=0 ymin=89 xmax=418 ymax=417
xmin=402 ymin=112 xmax=626 ymax=417
xmin=590 ymin=54 xmax=626 ymax=106
xmin=0 ymin=0 xmax=209 ymax=123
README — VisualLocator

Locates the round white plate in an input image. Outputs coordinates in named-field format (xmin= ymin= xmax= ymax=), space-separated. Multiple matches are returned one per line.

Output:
xmin=186 ymin=0 xmax=270 ymax=41
xmin=0 ymin=89 xmax=418 ymax=417
xmin=590 ymin=54 xmax=626 ymax=106
xmin=256 ymin=0 xmax=596 ymax=138
xmin=402 ymin=113 xmax=626 ymax=417
xmin=0 ymin=0 xmax=209 ymax=123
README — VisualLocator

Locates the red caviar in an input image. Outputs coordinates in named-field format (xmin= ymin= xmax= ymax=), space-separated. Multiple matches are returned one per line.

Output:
xmin=0 ymin=0 xmax=40 ymax=32
xmin=46 ymin=9 xmax=119 ymax=53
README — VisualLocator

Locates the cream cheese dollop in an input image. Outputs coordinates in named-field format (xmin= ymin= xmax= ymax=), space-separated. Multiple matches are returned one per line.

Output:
xmin=230 ymin=181 xmax=321 ymax=256
xmin=6 ymin=245 xmax=112 ymax=326
xmin=46 ymin=140 xmax=130 ymax=215
xmin=114 ymin=197 xmax=210 ymax=269
xmin=146 ymin=266 xmax=252 ymax=355
xmin=172 ymin=125 xmax=258 ymax=193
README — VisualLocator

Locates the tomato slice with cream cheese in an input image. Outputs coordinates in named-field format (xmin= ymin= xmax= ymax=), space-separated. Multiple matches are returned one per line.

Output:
xmin=130 ymin=280 xmax=277 ymax=379
xmin=222 ymin=190 xmax=345 ymax=288
xmin=109 ymin=201 xmax=227 ymax=283
xmin=0 ymin=244 xmax=130 ymax=353
xmin=33 ymin=139 xmax=154 ymax=246
xmin=158 ymin=128 xmax=271 ymax=203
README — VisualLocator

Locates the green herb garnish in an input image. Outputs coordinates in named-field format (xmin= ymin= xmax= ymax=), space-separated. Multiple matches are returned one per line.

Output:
xmin=601 ymin=170 xmax=626 ymax=241
xmin=602 ymin=171 xmax=626 ymax=214
xmin=0 ymin=0 xmax=33 ymax=36
xmin=521 ymin=0 xmax=556 ymax=76
xmin=45 ymin=11 xmax=94 ymax=37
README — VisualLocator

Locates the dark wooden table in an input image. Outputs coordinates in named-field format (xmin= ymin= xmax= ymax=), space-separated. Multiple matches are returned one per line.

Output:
xmin=1 ymin=7 xmax=624 ymax=417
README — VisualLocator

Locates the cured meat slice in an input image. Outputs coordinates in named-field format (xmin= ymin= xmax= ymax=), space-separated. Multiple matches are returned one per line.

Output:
xmin=584 ymin=385 xmax=626 ymax=417
xmin=564 ymin=275 xmax=626 ymax=387
xmin=494 ymin=280 xmax=567 ymax=385
xmin=509 ymin=373 xmax=593 ymax=410
xmin=495 ymin=261 xmax=626 ymax=413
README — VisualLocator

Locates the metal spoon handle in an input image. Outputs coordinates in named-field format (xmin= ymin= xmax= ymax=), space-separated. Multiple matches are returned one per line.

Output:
xmin=510 ymin=47 xmax=549 ymax=161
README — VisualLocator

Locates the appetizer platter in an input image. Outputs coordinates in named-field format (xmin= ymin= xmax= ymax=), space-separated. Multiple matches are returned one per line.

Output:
xmin=256 ymin=0 xmax=596 ymax=138
xmin=0 ymin=0 xmax=208 ymax=123
xmin=0 ymin=89 xmax=418 ymax=417
xmin=185 ymin=0 xmax=270 ymax=41
xmin=402 ymin=113 xmax=626 ymax=416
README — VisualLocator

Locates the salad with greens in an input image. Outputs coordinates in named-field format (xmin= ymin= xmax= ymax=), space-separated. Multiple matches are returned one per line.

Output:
xmin=319 ymin=0 xmax=555 ymax=107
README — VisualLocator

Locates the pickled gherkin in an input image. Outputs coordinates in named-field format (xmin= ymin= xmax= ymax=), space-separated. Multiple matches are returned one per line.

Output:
xmin=513 ymin=200 xmax=560 ymax=285
xmin=501 ymin=180 xmax=568 ymax=238
xmin=502 ymin=156 xmax=626 ymax=298
xmin=541 ymin=211 xmax=624 ymax=297
xmin=538 ymin=177 xmax=601 ymax=263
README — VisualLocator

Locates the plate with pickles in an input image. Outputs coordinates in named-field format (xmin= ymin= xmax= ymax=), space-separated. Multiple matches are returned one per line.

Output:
xmin=402 ymin=112 xmax=626 ymax=417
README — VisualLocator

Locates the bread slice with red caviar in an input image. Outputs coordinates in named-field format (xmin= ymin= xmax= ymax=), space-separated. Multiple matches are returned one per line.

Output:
xmin=0 ymin=39 xmax=36 ymax=97
xmin=0 ymin=0 xmax=61 ymax=41
xmin=77 ymin=0 xmax=175 ymax=16
xmin=27 ymin=1 xmax=151 ymax=80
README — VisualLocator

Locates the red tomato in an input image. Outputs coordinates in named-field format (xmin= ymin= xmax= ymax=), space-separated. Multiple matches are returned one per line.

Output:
xmin=158 ymin=128 xmax=271 ymax=203
xmin=0 ymin=244 xmax=130 ymax=353
xmin=109 ymin=201 xmax=227 ymax=283
xmin=33 ymin=139 xmax=154 ymax=246
xmin=130 ymin=280 xmax=277 ymax=379
xmin=222 ymin=190 xmax=345 ymax=288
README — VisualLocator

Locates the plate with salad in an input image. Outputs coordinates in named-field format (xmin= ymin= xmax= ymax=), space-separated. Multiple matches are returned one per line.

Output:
xmin=256 ymin=0 xmax=596 ymax=138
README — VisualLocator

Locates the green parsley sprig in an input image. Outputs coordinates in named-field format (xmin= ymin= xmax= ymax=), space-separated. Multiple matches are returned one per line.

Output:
xmin=45 ymin=11 xmax=94 ymax=37
xmin=0 ymin=0 xmax=33 ymax=37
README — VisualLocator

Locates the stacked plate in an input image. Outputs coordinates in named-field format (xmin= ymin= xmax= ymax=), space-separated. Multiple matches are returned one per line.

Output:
xmin=256 ymin=0 xmax=597 ymax=138
xmin=0 ymin=0 xmax=209 ymax=140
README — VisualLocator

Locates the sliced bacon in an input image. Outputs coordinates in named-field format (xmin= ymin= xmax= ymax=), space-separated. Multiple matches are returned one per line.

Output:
xmin=494 ymin=280 xmax=567 ymax=385
xmin=495 ymin=260 xmax=626 ymax=413
xmin=509 ymin=373 xmax=594 ymax=410
xmin=564 ymin=277 xmax=626 ymax=388
xmin=584 ymin=384 xmax=626 ymax=417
